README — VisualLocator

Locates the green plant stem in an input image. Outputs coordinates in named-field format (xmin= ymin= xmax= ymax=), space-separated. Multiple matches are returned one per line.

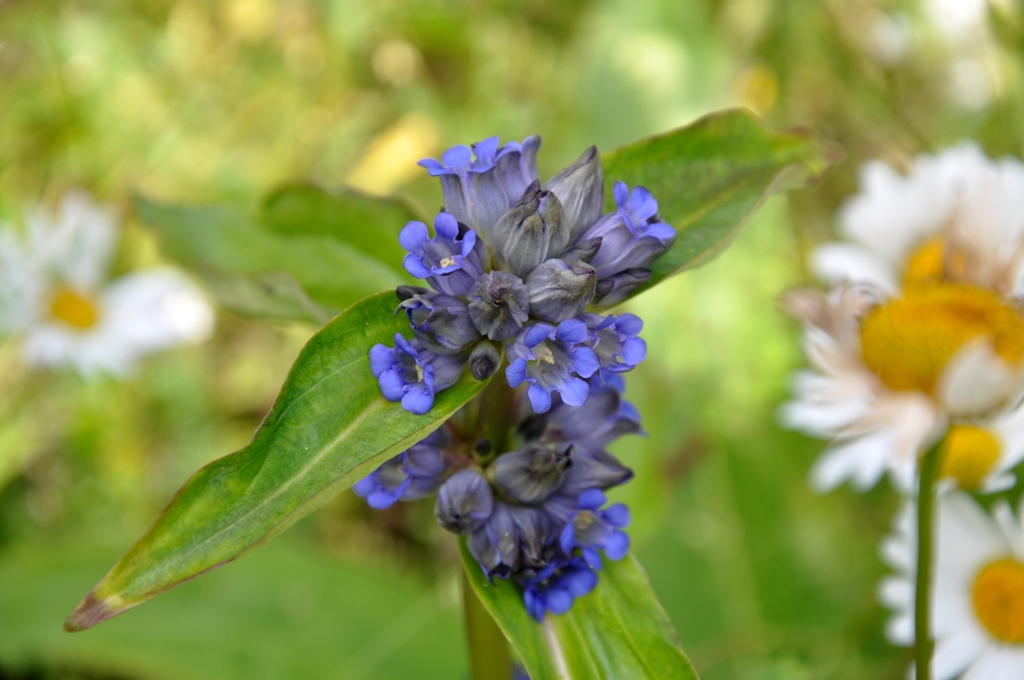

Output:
xmin=462 ymin=568 xmax=512 ymax=680
xmin=915 ymin=440 xmax=944 ymax=680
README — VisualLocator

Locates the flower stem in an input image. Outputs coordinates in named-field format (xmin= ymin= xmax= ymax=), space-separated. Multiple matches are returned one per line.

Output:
xmin=462 ymin=568 xmax=512 ymax=680
xmin=915 ymin=440 xmax=944 ymax=680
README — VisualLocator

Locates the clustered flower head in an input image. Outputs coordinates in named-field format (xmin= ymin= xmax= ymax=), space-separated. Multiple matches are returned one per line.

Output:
xmin=360 ymin=135 xmax=677 ymax=620
xmin=357 ymin=372 xmax=641 ymax=620
xmin=370 ymin=135 xmax=674 ymax=416
xmin=781 ymin=144 xmax=1024 ymax=494
xmin=0 ymin=191 xmax=214 ymax=376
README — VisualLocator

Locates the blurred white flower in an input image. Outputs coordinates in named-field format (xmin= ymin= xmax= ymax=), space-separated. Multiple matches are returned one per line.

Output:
xmin=782 ymin=145 xmax=1024 ymax=492
xmin=880 ymin=493 xmax=1024 ymax=680
xmin=0 ymin=191 xmax=214 ymax=376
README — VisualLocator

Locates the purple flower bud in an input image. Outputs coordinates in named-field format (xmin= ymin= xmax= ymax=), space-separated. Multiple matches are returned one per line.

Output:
xmin=543 ymin=146 xmax=604 ymax=243
xmin=419 ymin=136 xmax=541 ymax=240
xmin=400 ymin=212 xmax=486 ymax=297
xmin=581 ymin=182 xmax=675 ymax=305
xmin=558 ymin=489 xmax=631 ymax=571
xmin=435 ymin=468 xmax=494 ymax=533
xmin=505 ymin=319 xmax=600 ymax=413
xmin=467 ymin=271 xmax=530 ymax=341
xmin=399 ymin=292 xmax=479 ymax=354
xmin=369 ymin=334 xmax=466 ymax=415
xmin=491 ymin=183 xmax=570 ymax=278
xmin=469 ymin=340 xmax=502 ymax=381
xmin=467 ymin=501 xmax=556 ymax=579
xmin=353 ymin=429 xmax=452 ymax=509
xmin=525 ymin=258 xmax=597 ymax=323
xmin=519 ymin=557 xmax=598 ymax=621
xmin=580 ymin=313 xmax=647 ymax=373
xmin=489 ymin=442 xmax=573 ymax=504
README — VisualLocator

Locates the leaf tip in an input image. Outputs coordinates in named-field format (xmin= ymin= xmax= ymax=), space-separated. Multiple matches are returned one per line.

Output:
xmin=64 ymin=591 xmax=122 ymax=633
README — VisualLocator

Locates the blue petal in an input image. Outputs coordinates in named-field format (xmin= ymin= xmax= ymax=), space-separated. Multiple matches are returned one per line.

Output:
xmin=643 ymin=221 xmax=676 ymax=243
xmin=394 ymin=333 xmax=417 ymax=356
xmin=578 ymin=488 xmax=606 ymax=510
xmin=473 ymin=136 xmax=501 ymax=165
xmin=582 ymin=547 xmax=602 ymax=571
xmin=555 ymin=318 xmax=587 ymax=343
xmin=399 ymin=221 xmax=431 ymax=252
xmin=559 ymin=522 xmax=575 ymax=554
xmin=524 ymin=324 xmax=554 ymax=348
xmin=603 ymin=503 xmax=631 ymax=528
xmin=378 ymin=371 xmax=407 ymax=402
xmin=528 ymin=384 xmax=552 ymax=413
xmin=562 ymin=569 xmax=598 ymax=597
xmin=369 ymin=344 xmax=393 ymax=377
xmin=418 ymin=158 xmax=447 ymax=175
xmin=403 ymin=253 xmax=431 ymax=279
xmin=402 ymin=388 xmax=434 ymax=415
xmin=505 ymin=358 xmax=527 ymax=388
xmin=612 ymin=181 xmax=629 ymax=207
xmin=460 ymin=229 xmax=477 ymax=257
xmin=545 ymin=588 xmax=573 ymax=615
xmin=441 ymin=144 xmax=473 ymax=168
xmin=434 ymin=212 xmax=460 ymax=239
xmin=367 ymin=491 xmax=401 ymax=510
xmin=352 ymin=475 xmax=378 ymax=498
xmin=559 ymin=377 xmax=590 ymax=406
xmin=572 ymin=347 xmax=600 ymax=378
xmin=619 ymin=337 xmax=647 ymax=366
xmin=604 ymin=530 xmax=630 ymax=560
xmin=615 ymin=313 xmax=643 ymax=335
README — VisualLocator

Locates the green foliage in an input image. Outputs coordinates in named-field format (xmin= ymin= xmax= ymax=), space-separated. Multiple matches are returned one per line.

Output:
xmin=461 ymin=540 xmax=698 ymax=680
xmin=599 ymin=109 xmax=835 ymax=306
xmin=136 ymin=189 xmax=418 ymax=323
xmin=64 ymin=292 xmax=490 ymax=631
xmin=2 ymin=536 xmax=465 ymax=680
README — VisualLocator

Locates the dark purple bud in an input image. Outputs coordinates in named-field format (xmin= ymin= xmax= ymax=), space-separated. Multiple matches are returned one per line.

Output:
xmin=525 ymin=258 xmax=597 ymax=323
xmin=557 ymin=448 xmax=633 ymax=496
xmin=563 ymin=237 xmax=602 ymax=264
xmin=400 ymin=292 xmax=479 ymax=354
xmin=490 ymin=442 xmax=573 ymax=504
xmin=468 ymin=502 xmax=519 ymax=577
xmin=594 ymin=268 xmax=652 ymax=307
xmin=543 ymin=146 xmax=604 ymax=243
xmin=435 ymin=468 xmax=494 ymax=533
xmin=469 ymin=340 xmax=502 ymax=381
xmin=468 ymin=271 xmax=530 ymax=341
xmin=491 ymin=182 xmax=570 ymax=278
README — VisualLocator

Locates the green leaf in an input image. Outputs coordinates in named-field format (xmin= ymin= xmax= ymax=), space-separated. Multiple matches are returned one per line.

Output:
xmin=598 ymin=109 xmax=837 ymax=306
xmin=136 ymin=193 xmax=414 ymax=320
xmin=260 ymin=183 xmax=422 ymax=267
xmin=65 ymin=292 xmax=490 ymax=631
xmin=460 ymin=541 xmax=699 ymax=680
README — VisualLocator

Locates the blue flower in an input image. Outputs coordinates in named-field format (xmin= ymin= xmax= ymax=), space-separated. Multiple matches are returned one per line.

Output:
xmin=559 ymin=489 xmax=631 ymax=570
xmin=467 ymin=501 xmax=555 ymax=579
xmin=353 ymin=430 xmax=451 ymax=509
xmin=543 ymin=375 xmax=643 ymax=451
xmin=505 ymin=319 xmax=600 ymax=413
xmin=419 ymin=136 xmax=541 ymax=239
xmin=400 ymin=212 xmax=486 ymax=297
xmin=489 ymin=442 xmax=573 ymax=504
xmin=581 ymin=313 xmax=647 ymax=373
xmin=398 ymin=290 xmax=479 ymax=354
xmin=520 ymin=558 xmax=598 ymax=621
xmin=369 ymin=334 xmax=465 ymax=415
xmin=582 ymin=182 xmax=676 ymax=306
xmin=525 ymin=258 xmax=597 ymax=323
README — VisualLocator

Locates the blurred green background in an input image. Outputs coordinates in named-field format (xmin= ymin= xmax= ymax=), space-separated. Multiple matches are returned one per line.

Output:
xmin=2 ymin=0 xmax=1023 ymax=678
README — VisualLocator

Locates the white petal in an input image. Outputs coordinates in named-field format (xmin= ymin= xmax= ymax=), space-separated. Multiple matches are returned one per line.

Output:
xmin=879 ymin=576 xmax=913 ymax=608
xmin=812 ymin=243 xmax=899 ymax=294
xmin=933 ymin=626 xmax=987 ymax=680
xmin=961 ymin=646 xmax=1024 ymax=680
xmin=938 ymin=340 xmax=1019 ymax=417
xmin=101 ymin=270 xmax=214 ymax=353
xmin=810 ymin=430 xmax=891 ymax=492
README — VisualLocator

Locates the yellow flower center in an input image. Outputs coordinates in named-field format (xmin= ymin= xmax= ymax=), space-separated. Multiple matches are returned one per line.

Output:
xmin=972 ymin=558 xmax=1024 ymax=644
xmin=49 ymin=287 xmax=100 ymax=330
xmin=940 ymin=425 xmax=1001 ymax=490
xmin=859 ymin=283 xmax=1024 ymax=395
xmin=903 ymin=237 xmax=969 ymax=285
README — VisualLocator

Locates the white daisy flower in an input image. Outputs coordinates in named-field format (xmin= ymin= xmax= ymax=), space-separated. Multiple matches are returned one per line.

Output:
xmin=0 ymin=191 xmax=214 ymax=376
xmin=781 ymin=145 xmax=1024 ymax=493
xmin=880 ymin=492 xmax=1024 ymax=680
